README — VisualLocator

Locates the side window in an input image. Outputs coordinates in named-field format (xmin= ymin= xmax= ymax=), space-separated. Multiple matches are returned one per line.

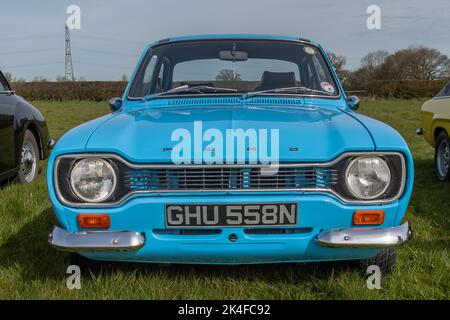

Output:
xmin=154 ymin=58 xmax=170 ymax=93
xmin=0 ymin=75 xmax=6 ymax=91
xmin=436 ymin=82 xmax=450 ymax=97
xmin=154 ymin=63 xmax=164 ymax=93
xmin=303 ymin=59 xmax=320 ymax=90
xmin=139 ymin=55 xmax=158 ymax=96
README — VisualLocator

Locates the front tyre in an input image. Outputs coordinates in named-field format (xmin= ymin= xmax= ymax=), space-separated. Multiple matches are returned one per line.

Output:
xmin=435 ymin=131 xmax=450 ymax=181
xmin=17 ymin=130 xmax=40 ymax=184
xmin=359 ymin=248 xmax=397 ymax=274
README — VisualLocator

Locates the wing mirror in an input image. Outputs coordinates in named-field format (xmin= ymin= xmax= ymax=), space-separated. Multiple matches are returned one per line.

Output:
xmin=109 ymin=97 xmax=122 ymax=112
xmin=346 ymin=96 xmax=360 ymax=111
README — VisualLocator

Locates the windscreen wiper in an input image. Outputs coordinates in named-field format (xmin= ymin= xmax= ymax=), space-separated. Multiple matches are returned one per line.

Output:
xmin=243 ymin=86 xmax=334 ymax=99
xmin=142 ymin=85 xmax=238 ymax=101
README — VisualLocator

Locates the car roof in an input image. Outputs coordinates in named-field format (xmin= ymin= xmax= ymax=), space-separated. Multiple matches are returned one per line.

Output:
xmin=148 ymin=34 xmax=315 ymax=48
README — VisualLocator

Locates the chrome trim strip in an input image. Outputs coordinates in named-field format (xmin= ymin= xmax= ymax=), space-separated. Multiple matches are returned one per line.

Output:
xmin=316 ymin=221 xmax=412 ymax=248
xmin=48 ymin=226 xmax=145 ymax=252
xmin=433 ymin=95 xmax=450 ymax=100
xmin=53 ymin=151 xmax=407 ymax=208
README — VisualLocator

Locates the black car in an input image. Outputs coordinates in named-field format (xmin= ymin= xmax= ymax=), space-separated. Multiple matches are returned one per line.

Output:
xmin=0 ymin=71 xmax=52 ymax=183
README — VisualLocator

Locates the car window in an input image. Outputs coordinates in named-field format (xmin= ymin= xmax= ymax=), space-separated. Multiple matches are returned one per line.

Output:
xmin=129 ymin=40 xmax=339 ymax=98
xmin=0 ymin=75 xmax=6 ymax=91
xmin=137 ymin=55 xmax=158 ymax=97
xmin=172 ymin=59 xmax=301 ymax=91
xmin=436 ymin=82 xmax=450 ymax=97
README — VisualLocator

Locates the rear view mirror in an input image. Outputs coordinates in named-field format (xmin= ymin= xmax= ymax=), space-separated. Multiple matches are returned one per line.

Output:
xmin=219 ymin=50 xmax=248 ymax=61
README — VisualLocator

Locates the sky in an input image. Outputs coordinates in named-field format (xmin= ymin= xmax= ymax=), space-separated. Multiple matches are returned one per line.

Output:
xmin=0 ymin=0 xmax=449 ymax=81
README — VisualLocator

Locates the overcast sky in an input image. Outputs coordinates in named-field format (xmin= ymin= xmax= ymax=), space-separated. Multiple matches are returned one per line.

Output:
xmin=0 ymin=0 xmax=449 ymax=81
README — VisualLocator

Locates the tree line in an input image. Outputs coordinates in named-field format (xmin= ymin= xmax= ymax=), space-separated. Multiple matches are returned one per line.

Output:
xmin=4 ymin=46 xmax=449 ymax=87
xmin=328 ymin=46 xmax=450 ymax=90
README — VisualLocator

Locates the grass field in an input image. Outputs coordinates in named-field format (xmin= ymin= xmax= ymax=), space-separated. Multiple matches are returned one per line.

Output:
xmin=0 ymin=99 xmax=448 ymax=299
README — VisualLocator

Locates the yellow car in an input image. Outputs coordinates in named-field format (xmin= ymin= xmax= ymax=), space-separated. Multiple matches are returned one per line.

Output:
xmin=419 ymin=82 xmax=450 ymax=181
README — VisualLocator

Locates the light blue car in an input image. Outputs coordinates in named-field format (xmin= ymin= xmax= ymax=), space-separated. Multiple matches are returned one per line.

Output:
xmin=47 ymin=35 xmax=412 ymax=273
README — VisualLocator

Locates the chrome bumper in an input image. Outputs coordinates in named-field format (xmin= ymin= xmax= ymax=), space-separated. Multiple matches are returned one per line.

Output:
xmin=316 ymin=221 xmax=412 ymax=248
xmin=48 ymin=226 xmax=145 ymax=252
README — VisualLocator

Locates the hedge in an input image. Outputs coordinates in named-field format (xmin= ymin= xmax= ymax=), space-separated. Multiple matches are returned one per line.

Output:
xmin=11 ymin=81 xmax=127 ymax=101
xmin=350 ymin=79 xmax=449 ymax=99
xmin=9 ymin=80 xmax=449 ymax=101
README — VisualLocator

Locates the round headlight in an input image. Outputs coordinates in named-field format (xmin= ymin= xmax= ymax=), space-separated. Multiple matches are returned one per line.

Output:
xmin=70 ymin=158 xmax=116 ymax=202
xmin=345 ymin=156 xmax=391 ymax=200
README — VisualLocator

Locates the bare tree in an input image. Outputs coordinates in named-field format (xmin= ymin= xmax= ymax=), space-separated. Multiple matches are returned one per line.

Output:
xmin=120 ymin=73 xmax=129 ymax=82
xmin=3 ymin=72 xmax=13 ymax=83
xmin=327 ymin=51 xmax=348 ymax=84
xmin=56 ymin=75 xmax=68 ymax=82
xmin=33 ymin=76 xmax=48 ymax=82
xmin=361 ymin=50 xmax=389 ymax=69
xmin=216 ymin=69 xmax=242 ymax=81
xmin=411 ymin=47 xmax=450 ymax=80
xmin=380 ymin=46 xmax=450 ymax=80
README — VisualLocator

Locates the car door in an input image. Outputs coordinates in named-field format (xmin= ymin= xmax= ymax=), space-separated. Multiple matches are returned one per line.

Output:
xmin=0 ymin=72 xmax=16 ymax=177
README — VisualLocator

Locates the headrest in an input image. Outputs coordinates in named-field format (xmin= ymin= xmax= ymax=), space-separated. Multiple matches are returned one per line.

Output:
xmin=259 ymin=71 xmax=296 ymax=90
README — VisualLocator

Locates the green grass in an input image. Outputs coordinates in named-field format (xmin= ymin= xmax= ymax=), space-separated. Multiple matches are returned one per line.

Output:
xmin=0 ymin=99 xmax=448 ymax=299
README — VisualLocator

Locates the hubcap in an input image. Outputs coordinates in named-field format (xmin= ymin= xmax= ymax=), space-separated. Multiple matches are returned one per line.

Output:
xmin=437 ymin=139 xmax=450 ymax=177
xmin=21 ymin=141 xmax=37 ymax=183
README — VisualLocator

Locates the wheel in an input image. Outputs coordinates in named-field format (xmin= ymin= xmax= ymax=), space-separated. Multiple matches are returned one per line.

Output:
xmin=359 ymin=248 xmax=397 ymax=274
xmin=435 ymin=131 xmax=450 ymax=181
xmin=16 ymin=130 xmax=40 ymax=184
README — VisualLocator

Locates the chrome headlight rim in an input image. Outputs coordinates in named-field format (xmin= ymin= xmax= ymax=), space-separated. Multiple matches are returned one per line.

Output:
xmin=69 ymin=158 xmax=117 ymax=203
xmin=344 ymin=156 xmax=392 ymax=201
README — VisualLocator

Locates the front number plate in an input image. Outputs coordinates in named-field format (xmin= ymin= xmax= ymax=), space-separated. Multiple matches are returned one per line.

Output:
xmin=165 ymin=203 xmax=298 ymax=227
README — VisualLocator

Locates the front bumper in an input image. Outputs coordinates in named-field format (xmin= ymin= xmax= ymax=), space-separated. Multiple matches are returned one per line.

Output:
xmin=316 ymin=221 xmax=412 ymax=248
xmin=48 ymin=226 xmax=145 ymax=252
xmin=48 ymin=221 xmax=412 ymax=257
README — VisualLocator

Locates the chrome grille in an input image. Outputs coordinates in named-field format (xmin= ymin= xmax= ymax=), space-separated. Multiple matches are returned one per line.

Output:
xmin=124 ymin=166 xmax=338 ymax=191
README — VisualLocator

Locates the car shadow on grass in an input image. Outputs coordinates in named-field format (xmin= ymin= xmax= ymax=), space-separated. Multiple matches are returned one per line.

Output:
xmin=0 ymin=207 xmax=69 ymax=281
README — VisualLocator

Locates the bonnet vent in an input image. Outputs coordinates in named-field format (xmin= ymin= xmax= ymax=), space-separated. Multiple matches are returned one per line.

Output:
xmin=246 ymin=97 xmax=304 ymax=106
xmin=166 ymin=97 xmax=305 ymax=107
xmin=167 ymin=97 xmax=241 ymax=106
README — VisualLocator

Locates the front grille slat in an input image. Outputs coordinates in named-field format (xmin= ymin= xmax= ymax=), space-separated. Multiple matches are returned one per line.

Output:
xmin=125 ymin=166 xmax=338 ymax=191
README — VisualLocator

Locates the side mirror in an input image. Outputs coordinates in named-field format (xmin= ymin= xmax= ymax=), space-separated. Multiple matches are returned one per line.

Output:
xmin=346 ymin=96 xmax=360 ymax=111
xmin=109 ymin=97 xmax=122 ymax=112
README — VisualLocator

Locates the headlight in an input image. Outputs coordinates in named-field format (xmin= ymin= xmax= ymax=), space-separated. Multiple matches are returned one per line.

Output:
xmin=345 ymin=156 xmax=391 ymax=200
xmin=70 ymin=158 xmax=117 ymax=202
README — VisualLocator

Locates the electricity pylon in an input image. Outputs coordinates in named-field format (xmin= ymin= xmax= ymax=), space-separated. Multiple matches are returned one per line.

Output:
xmin=64 ymin=25 xmax=75 ymax=81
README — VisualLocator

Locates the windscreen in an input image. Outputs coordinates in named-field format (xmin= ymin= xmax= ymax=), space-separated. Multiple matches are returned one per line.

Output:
xmin=128 ymin=40 xmax=339 ymax=98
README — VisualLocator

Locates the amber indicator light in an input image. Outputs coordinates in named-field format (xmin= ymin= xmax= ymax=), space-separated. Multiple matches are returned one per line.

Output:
xmin=353 ymin=210 xmax=385 ymax=225
xmin=77 ymin=214 xmax=111 ymax=228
